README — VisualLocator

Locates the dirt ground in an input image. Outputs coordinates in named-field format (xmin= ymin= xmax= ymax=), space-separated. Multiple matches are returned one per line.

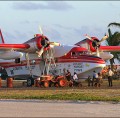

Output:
xmin=1 ymin=79 xmax=120 ymax=89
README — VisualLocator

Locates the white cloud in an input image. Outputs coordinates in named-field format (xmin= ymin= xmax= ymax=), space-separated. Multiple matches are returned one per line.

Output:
xmin=12 ymin=1 xmax=74 ymax=11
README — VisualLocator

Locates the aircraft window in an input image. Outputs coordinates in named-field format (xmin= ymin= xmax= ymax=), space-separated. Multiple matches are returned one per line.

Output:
xmin=79 ymin=52 xmax=83 ymax=55
xmin=78 ymin=51 xmax=88 ymax=55
xmin=83 ymin=52 xmax=86 ymax=55
xmin=15 ymin=58 xmax=20 ymax=63
xmin=31 ymin=60 xmax=36 ymax=64
xmin=10 ymin=70 xmax=14 ymax=75
xmin=71 ymin=52 xmax=76 ymax=56
xmin=84 ymin=51 xmax=89 ymax=55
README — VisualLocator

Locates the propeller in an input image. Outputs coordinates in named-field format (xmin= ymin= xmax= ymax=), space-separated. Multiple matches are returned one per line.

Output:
xmin=36 ymin=26 xmax=60 ymax=57
xmin=85 ymin=34 xmax=108 ymax=57
xmin=36 ymin=26 xmax=60 ymax=75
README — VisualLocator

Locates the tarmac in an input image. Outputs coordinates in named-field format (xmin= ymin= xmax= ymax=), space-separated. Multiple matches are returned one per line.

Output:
xmin=0 ymin=99 xmax=120 ymax=117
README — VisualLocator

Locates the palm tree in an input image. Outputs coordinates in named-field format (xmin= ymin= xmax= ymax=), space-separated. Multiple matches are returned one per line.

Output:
xmin=108 ymin=22 xmax=120 ymax=28
xmin=106 ymin=28 xmax=120 ymax=68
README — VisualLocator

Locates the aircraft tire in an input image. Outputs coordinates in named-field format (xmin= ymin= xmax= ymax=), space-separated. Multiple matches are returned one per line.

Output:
xmin=27 ymin=77 xmax=34 ymax=87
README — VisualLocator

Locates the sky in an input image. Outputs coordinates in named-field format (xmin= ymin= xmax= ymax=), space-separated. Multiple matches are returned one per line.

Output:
xmin=0 ymin=1 xmax=120 ymax=45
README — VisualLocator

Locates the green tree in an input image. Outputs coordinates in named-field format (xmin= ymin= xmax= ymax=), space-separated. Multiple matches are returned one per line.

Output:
xmin=108 ymin=22 xmax=120 ymax=28
xmin=106 ymin=28 xmax=120 ymax=68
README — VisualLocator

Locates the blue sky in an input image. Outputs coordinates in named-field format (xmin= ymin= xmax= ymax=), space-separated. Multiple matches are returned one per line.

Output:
xmin=0 ymin=1 xmax=120 ymax=45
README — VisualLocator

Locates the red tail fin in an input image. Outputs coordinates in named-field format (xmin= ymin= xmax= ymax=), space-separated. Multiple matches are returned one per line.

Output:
xmin=0 ymin=29 xmax=5 ymax=43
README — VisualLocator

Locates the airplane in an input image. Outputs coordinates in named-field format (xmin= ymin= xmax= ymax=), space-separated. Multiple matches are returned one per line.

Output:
xmin=0 ymin=28 xmax=119 ymax=86
xmin=75 ymin=34 xmax=118 ymax=61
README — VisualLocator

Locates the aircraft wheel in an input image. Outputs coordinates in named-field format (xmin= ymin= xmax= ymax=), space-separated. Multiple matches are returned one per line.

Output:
xmin=27 ymin=77 xmax=34 ymax=87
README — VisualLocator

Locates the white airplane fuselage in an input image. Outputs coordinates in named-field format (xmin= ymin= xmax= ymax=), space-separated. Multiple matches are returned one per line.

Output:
xmin=0 ymin=45 xmax=106 ymax=79
xmin=0 ymin=30 xmax=118 ymax=80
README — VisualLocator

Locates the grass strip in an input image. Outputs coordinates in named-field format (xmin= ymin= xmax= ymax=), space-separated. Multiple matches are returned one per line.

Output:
xmin=0 ymin=89 xmax=120 ymax=102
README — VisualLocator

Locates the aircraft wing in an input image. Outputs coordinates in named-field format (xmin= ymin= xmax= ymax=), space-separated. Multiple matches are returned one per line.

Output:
xmin=0 ymin=44 xmax=30 ymax=51
xmin=100 ymin=46 xmax=120 ymax=52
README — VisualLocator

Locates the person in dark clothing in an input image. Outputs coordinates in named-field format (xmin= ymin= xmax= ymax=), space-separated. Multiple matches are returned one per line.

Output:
xmin=87 ymin=75 xmax=92 ymax=86
xmin=65 ymin=70 xmax=71 ymax=81
xmin=96 ymin=72 xmax=102 ymax=87
xmin=92 ymin=71 xmax=98 ymax=86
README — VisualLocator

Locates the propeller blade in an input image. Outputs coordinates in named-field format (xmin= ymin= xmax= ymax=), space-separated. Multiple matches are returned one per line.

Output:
xmin=39 ymin=26 xmax=46 ymax=41
xmin=36 ymin=47 xmax=44 ymax=57
xmin=50 ymin=42 xmax=60 ymax=46
xmin=39 ymin=26 xmax=43 ymax=35
xmin=85 ymin=34 xmax=94 ymax=41
xmin=96 ymin=47 xmax=100 ymax=57
xmin=99 ymin=35 xmax=108 ymax=43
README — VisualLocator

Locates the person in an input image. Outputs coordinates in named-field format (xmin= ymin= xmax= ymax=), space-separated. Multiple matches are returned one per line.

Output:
xmin=63 ymin=68 xmax=66 ymax=77
xmin=35 ymin=77 xmax=41 ymax=87
xmin=97 ymin=72 xmax=102 ymax=87
xmin=92 ymin=71 xmax=98 ymax=86
xmin=72 ymin=72 xmax=82 ymax=87
xmin=73 ymin=72 xmax=78 ymax=82
xmin=87 ymin=75 xmax=92 ymax=86
xmin=65 ymin=70 xmax=71 ymax=81
xmin=108 ymin=68 xmax=114 ymax=87
xmin=72 ymin=72 xmax=79 ymax=86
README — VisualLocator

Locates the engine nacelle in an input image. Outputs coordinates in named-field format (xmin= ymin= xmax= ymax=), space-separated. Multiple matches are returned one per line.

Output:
xmin=24 ymin=34 xmax=50 ymax=53
xmin=0 ymin=51 xmax=23 ymax=60
xmin=88 ymin=37 xmax=100 ymax=52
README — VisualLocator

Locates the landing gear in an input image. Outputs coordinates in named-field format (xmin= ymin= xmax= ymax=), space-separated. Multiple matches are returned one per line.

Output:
xmin=25 ymin=53 xmax=34 ymax=87
xmin=27 ymin=76 xmax=34 ymax=87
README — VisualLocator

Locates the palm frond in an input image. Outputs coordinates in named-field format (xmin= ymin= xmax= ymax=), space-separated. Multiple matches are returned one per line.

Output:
xmin=108 ymin=28 xmax=112 ymax=37
xmin=111 ymin=32 xmax=120 ymax=45
xmin=108 ymin=22 xmax=120 ymax=28
xmin=106 ymin=29 xmax=120 ymax=65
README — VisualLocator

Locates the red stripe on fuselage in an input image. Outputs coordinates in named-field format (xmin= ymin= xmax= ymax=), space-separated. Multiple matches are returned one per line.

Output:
xmin=0 ymin=55 xmax=105 ymax=68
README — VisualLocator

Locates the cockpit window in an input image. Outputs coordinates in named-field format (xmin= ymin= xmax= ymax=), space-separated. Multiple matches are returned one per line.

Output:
xmin=71 ymin=52 xmax=76 ymax=56
xmin=78 ymin=51 xmax=89 ymax=55
xmin=71 ymin=51 xmax=89 ymax=57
